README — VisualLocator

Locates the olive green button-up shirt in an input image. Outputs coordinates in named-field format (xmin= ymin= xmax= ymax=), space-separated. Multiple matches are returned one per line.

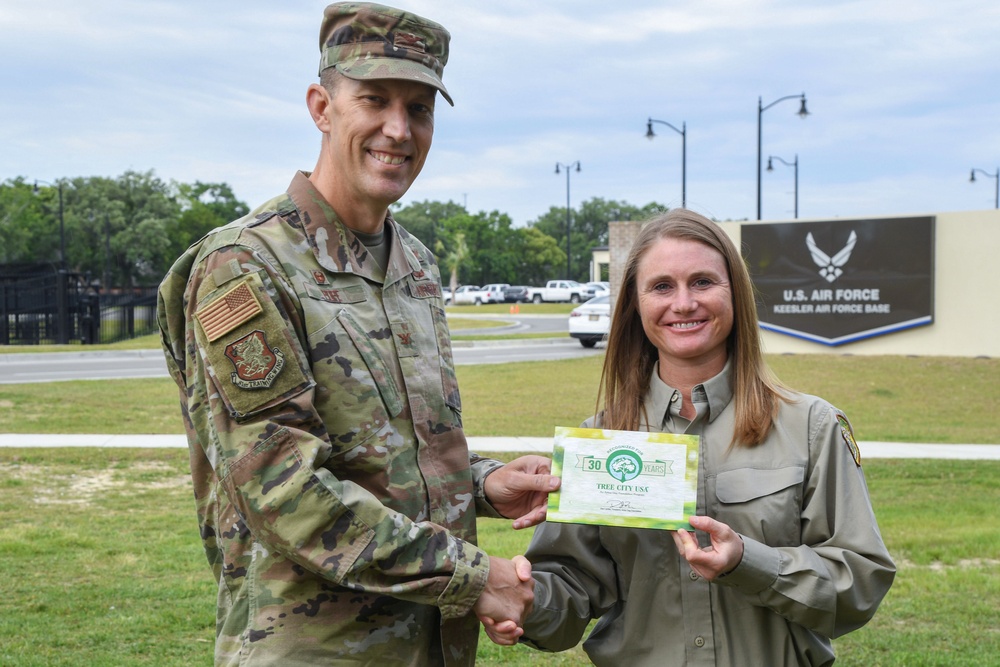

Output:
xmin=522 ymin=363 xmax=895 ymax=666
xmin=158 ymin=172 xmax=503 ymax=666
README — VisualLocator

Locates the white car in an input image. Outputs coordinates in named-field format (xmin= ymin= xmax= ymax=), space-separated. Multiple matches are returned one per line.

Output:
xmin=568 ymin=295 xmax=610 ymax=347
xmin=583 ymin=281 xmax=610 ymax=299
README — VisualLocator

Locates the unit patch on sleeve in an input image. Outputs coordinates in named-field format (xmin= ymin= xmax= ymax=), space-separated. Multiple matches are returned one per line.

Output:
xmin=196 ymin=280 xmax=263 ymax=342
xmin=224 ymin=330 xmax=285 ymax=390
xmin=837 ymin=413 xmax=862 ymax=467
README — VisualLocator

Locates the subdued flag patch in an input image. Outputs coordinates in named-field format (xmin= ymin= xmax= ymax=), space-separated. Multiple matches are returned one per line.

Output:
xmin=197 ymin=281 xmax=263 ymax=342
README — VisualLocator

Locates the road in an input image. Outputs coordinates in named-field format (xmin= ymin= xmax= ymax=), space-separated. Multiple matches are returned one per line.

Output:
xmin=0 ymin=316 xmax=601 ymax=383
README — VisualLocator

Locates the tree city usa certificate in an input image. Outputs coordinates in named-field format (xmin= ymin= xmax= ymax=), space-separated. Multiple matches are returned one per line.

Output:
xmin=546 ymin=426 xmax=699 ymax=530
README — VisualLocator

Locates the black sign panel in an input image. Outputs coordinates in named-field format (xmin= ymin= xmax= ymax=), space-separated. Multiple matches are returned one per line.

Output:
xmin=742 ymin=217 xmax=934 ymax=345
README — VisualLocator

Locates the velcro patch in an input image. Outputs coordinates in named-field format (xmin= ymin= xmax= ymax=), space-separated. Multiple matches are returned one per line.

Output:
xmin=412 ymin=282 xmax=441 ymax=298
xmin=303 ymin=282 xmax=367 ymax=304
xmin=224 ymin=330 xmax=285 ymax=390
xmin=196 ymin=280 xmax=263 ymax=342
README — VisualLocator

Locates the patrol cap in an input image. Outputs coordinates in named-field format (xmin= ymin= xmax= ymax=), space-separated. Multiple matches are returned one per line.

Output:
xmin=318 ymin=2 xmax=454 ymax=106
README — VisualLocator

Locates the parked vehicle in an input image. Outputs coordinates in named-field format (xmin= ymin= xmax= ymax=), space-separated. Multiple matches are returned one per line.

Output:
xmin=442 ymin=287 xmax=452 ymax=305
xmin=480 ymin=283 xmax=510 ymax=304
xmin=583 ymin=281 xmax=610 ymax=299
xmin=451 ymin=285 xmax=481 ymax=305
xmin=502 ymin=285 xmax=531 ymax=303
xmin=568 ymin=295 xmax=610 ymax=347
xmin=525 ymin=280 xmax=590 ymax=304
xmin=452 ymin=284 xmax=508 ymax=305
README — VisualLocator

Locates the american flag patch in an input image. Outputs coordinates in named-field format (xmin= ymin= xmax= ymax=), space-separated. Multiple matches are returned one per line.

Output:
xmin=196 ymin=281 xmax=263 ymax=342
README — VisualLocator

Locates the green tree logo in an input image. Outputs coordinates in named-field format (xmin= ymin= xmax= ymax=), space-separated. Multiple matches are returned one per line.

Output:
xmin=606 ymin=450 xmax=643 ymax=483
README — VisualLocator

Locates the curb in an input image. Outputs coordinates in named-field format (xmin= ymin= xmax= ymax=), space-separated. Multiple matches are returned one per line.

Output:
xmin=2 ymin=434 xmax=999 ymax=459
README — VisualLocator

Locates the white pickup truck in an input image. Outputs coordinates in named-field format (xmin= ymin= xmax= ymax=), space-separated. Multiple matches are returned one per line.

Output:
xmin=452 ymin=283 xmax=508 ymax=305
xmin=525 ymin=280 xmax=590 ymax=304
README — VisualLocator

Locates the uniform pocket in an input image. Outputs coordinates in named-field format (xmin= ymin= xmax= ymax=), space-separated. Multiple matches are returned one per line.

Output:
xmin=195 ymin=271 xmax=312 ymax=421
xmin=429 ymin=302 xmax=462 ymax=416
xmin=716 ymin=466 xmax=804 ymax=503
xmin=713 ymin=466 xmax=805 ymax=546
xmin=336 ymin=310 xmax=403 ymax=418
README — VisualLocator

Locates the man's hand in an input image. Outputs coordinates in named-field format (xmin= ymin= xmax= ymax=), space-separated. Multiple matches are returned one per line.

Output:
xmin=484 ymin=455 xmax=560 ymax=529
xmin=474 ymin=555 xmax=534 ymax=646
xmin=671 ymin=515 xmax=744 ymax=581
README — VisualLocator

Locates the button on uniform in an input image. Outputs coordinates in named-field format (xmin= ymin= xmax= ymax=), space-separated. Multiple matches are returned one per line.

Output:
xmin=689 ymin=570 xmax=700 ymax=580
xmin=694 ymin=636 xmax=705 ymax=648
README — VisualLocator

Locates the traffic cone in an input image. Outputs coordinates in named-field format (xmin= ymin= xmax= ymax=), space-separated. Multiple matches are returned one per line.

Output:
xmin=509 ymin=305 xmax=515 ymax=314
xmin=514 ymin=304 xmax=520 ymax=314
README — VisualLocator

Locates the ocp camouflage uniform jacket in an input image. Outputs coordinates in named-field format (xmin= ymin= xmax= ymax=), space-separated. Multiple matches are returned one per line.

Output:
xmin=157 ymin=171 xmax=504 ymax=666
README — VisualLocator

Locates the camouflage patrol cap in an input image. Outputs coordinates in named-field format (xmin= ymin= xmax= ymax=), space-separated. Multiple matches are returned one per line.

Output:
xmin=318 ymin=2 xmax=453 ymax=106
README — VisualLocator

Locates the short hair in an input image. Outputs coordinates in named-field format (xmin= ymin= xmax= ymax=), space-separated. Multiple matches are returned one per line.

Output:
xmin=320 ymin=66 xmax=341 ymax=96
xmin=599 ymin=208 xmax=787 ymax=446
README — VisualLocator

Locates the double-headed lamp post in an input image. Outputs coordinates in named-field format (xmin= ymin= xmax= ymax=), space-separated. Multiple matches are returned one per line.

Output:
xmin=757 ymin=93 xmax=809 ymax=220
xmin=969 ymin=167 xmax=999 ymax=209
xmin=645 ymin=117 xmax=686 ymax=208
xmin=33 ymin=179 xmax=66 ymax=269
xmin=555 ymin=161 xmax=581 ymax=279
xmin=767 ymin=154 xmax=799 ymax=219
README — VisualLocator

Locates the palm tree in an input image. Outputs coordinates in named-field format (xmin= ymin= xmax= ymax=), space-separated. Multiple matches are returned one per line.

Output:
xmin=437 ymin=231 xmax=468 ymax=294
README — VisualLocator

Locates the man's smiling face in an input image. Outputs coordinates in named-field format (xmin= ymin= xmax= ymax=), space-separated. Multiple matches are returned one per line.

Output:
xmin=322 ymin=75 xmax=436 ymax=214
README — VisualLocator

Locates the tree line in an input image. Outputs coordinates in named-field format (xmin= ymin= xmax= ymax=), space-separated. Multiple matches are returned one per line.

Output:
xmin=1 ymin=170 xmax=666 ymax=287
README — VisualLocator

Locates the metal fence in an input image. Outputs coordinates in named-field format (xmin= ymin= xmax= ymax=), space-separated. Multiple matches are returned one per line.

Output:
xmin=1 ymin=267 xmax=158 ymax=346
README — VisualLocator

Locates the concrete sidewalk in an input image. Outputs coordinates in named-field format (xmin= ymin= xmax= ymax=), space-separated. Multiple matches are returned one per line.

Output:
xmin=2 ymin=433 xmax=1000 ymax=459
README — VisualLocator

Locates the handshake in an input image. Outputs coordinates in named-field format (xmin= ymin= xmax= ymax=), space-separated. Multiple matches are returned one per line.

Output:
xmin=473 ymin=554 xmax=535 ymax=646
xmin=472 ymin=454 xmax=561 ymax=646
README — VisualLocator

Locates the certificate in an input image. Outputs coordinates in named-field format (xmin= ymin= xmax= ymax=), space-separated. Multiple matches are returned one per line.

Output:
xmin=546 ymin=426 xmax=699 ymax=530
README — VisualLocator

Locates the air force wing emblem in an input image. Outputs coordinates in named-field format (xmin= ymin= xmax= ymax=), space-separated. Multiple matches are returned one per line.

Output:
xmin=806 ymin=231 xmax=857 ymax=282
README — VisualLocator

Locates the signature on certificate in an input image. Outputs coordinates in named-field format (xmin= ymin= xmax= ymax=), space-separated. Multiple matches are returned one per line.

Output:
xmin=600 ymin=499 xmax=644 ymax=513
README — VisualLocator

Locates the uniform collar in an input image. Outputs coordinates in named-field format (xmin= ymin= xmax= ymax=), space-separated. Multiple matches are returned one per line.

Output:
xmin=285 ymin=171 xmax=422 ymax=284
xmin=643 ymin=359 xmax=735 ymax=429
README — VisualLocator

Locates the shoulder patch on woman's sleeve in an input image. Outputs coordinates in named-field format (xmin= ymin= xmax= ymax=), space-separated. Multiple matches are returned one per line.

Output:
xmin=836 ymin=412 xmax=862 ymax=467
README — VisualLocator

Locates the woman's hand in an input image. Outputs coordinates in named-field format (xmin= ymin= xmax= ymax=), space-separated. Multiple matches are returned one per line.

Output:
xmin=672 ymin=515 xmax=744 ymax=581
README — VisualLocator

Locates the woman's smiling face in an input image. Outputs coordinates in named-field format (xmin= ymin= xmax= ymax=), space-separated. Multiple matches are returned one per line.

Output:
xmin=635 ymin=236 xmax=734 ymax=375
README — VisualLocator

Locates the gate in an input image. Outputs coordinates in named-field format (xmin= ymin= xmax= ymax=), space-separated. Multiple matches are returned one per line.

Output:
xmin=1 ymin=266 xmax=157 ymax=346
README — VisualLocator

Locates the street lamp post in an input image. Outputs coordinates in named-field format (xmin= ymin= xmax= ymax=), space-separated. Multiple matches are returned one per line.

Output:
xmin=757 ymin=93 xmax=808 ymax=220
xmin=32 ymin=179 xmax=70 ymax=344
xmin=645 ymin=117 xmax=686 ymax=208
xmin=767 ymin=154 xmax=799 ymax=218
xmin=33 ymin=179 xmax=66 ymax=268
xmin=555 ymin=161 xmax=581 ymax=279
xmin=969 ymin=167 xmax=999 ymax=209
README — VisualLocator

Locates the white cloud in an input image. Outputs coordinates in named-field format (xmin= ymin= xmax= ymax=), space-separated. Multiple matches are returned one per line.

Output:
xmin=2 ymin=0 xmax=999 ymax=225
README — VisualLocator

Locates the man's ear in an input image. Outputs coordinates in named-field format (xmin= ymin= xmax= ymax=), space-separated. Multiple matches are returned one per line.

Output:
xmin=306 ymin=83 xmax=332 ymax=132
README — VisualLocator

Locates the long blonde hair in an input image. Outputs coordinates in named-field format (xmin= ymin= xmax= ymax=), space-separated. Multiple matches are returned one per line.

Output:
xmin=599 ymin=209 xmax=787 ymax=447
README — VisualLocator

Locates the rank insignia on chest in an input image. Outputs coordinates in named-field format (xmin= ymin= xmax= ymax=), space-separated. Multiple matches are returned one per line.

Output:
xmin=224 ymin=330 xmax=285 ymax=389
xmin=837 ymin=413 xmax=862 ymax=467
xmin=391 ymin=321 xmax=418 ymax=358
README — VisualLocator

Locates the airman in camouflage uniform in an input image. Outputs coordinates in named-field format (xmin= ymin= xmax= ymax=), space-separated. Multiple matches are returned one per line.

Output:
xmin=157 ymin=4 xmax=555 ymax=665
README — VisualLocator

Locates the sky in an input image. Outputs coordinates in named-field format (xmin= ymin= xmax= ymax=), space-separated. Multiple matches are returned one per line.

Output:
xmin=3 ymin=0 xmax=999 ymax=226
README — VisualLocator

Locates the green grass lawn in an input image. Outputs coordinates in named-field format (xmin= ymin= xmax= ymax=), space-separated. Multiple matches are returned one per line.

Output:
xmin=1 ymin=449 xmax=997 ymax=666
xmin=2 ymin=354 xmax=997 ymax=445
xmin=1 ymin=338 xmax=999 ymax=664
